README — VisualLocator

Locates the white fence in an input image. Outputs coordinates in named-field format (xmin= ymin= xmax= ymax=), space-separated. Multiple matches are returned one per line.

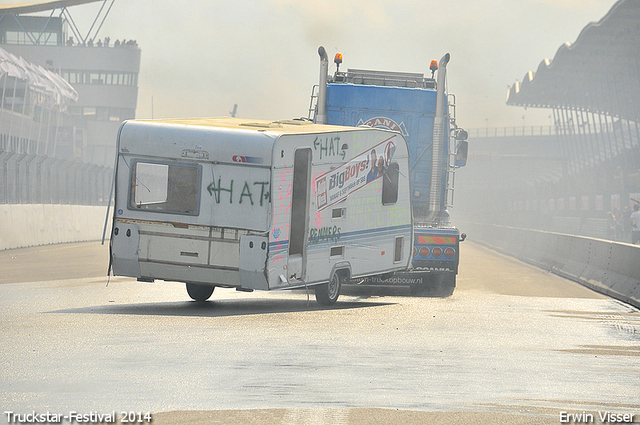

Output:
xmin=0 ymin=204 xmax=110 ymax=250
xmin=0 ymin=151 xmax=112 ymax=205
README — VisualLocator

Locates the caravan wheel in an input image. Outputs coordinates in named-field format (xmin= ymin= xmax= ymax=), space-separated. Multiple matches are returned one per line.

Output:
xmin=315 ymin=272 xmax=342 ymax=306
xmin=186 ymin=283 xmax=215 ymax=302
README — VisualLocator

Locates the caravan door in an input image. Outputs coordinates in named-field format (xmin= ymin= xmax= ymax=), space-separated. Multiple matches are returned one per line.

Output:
xmin=287 ymin=148 xmax=312 ymax=282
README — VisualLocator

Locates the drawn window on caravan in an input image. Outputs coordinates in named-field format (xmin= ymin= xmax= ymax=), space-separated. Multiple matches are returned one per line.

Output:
xmin=129 ymin=161 xmax=201 ymax=215
xmin=289 ymin=148 xmax=312 ymax=256
xmin=382 ymin=162 xmax=400 ymax=205
xmin=394 ymin=236 xmax=403 ymax=263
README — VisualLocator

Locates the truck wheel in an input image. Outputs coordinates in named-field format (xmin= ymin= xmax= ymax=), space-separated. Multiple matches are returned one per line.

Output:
xmin=186 ymin=283 xmax=215 ymax=302
xmin=315 ymin=272 xmax=342 ymax=306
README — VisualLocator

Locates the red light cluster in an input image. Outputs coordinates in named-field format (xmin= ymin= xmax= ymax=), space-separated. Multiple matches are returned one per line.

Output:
xmin=414 ymin=245 xmax=456 ymax=259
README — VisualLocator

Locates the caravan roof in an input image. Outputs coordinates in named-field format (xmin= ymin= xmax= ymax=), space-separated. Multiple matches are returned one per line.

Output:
xmin=118 ymin=117 xmax=369 ymax=164
xmin=143 ymin=117 xmax=352 ymax=133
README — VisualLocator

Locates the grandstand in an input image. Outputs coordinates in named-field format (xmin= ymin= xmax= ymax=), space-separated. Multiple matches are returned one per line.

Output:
xmin=0 ymin=0 xmax=139 ymax=205
xmin=459 ymin=0 xmax=640 ymax=241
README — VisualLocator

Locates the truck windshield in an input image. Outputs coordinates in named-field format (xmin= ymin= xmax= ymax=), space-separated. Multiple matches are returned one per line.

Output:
xmin=129 ymin=161 xmax=201 ymax=215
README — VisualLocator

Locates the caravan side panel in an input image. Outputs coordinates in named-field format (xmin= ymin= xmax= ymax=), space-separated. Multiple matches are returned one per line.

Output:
xmin=267 ymin=129 xmax=412 ymax=289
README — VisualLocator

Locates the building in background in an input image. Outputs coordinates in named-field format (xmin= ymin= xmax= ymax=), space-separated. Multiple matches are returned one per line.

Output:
xmin=0 ymin=0 xmax=140 ymax=167
xmin=0 ymin=0 xmax=138 ymax=205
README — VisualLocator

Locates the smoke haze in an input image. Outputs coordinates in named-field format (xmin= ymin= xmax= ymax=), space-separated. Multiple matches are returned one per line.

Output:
xmin=0 ymin=0 xmax=614 ymax=129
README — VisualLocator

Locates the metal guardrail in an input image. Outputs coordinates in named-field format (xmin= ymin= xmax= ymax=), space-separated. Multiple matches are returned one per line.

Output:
xmin=0 ymin=150 xmax=112 ymax=205
xmin=468 ymin=126 xmax=557 ymax=138
xmin=465 ymin=222 xmax=640 ymax=309
xmin=470 ymin=122 xmax=640 ymax=140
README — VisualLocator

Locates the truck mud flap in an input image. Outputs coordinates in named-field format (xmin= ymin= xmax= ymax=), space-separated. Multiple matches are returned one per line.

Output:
xmin=349 ymin=272 xmax=428 ymax=287
xmin=348 ymin=271 xmax=455 ymax=297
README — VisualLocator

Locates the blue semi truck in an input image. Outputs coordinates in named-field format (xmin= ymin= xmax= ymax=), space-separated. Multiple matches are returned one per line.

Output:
xmin=310 ymin=47 xmax=469 ymax=295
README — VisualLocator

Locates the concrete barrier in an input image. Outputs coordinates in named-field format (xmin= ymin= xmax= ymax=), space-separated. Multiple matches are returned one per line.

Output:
xmin=465 ymin=222 xmax=640 ymax=309
xmin=0 ymin=204 xmax=110 ymax=250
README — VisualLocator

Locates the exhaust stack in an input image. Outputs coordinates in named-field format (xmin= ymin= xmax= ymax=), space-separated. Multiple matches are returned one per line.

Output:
xmin=316 ymin=46 xmax=329 ymax=124
xmin=428 ymin=53 xmax=450 ymax=219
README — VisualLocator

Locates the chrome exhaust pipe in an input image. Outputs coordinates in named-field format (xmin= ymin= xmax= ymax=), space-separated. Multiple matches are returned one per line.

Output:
xmin=428 ymin=53 xmax=450 ymax=220
xmin=316 ymin=46 xmax=329 ymax=124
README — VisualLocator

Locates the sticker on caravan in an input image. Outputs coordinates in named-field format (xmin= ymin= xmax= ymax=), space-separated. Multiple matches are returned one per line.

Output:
xmin=181 ymin=149 xmax=209 ymax=160
xmin=232 ymin=155 xmax=263 ymax=164
xmin=315 ymin=135 xmax=397 ymax=211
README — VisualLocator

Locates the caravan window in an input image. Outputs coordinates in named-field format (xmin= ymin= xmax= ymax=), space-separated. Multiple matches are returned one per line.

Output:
xmin=382 ymin=162 xmax=400 ymax=205
xmin=129 ymin=161 xmax=201 ymax=215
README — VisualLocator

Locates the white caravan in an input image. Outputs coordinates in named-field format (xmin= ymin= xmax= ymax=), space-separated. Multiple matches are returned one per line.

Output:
xmin=109 ymin=117 xmax=412 ymax=305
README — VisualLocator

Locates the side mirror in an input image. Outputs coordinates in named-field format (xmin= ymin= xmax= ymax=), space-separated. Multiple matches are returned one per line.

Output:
xmin=455 ymin=140 xmax=468 ymax=167
xmin=459 ymin=233 xmax=467 ymax=242
xmin=455 ymin=129 xmax=468 ymax=141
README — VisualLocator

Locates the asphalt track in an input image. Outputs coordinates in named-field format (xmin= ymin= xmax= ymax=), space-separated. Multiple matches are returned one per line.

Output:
xmin=0 ymin=241 xmax=638 ymax=424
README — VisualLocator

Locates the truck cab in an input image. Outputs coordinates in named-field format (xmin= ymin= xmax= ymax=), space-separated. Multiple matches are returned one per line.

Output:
xmin=310 ymin=47 xmax=468 ymax=295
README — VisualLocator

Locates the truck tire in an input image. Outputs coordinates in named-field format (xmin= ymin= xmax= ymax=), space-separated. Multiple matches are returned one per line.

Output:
xmin=315 ymin=272 xmax=342 ymax=306
xmin=186 ymin=283 xmax=215 ymax=302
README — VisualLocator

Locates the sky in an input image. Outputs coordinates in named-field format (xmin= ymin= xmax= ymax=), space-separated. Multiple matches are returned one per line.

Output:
xmin=1 ymin=0 xmax=617 ymax=130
